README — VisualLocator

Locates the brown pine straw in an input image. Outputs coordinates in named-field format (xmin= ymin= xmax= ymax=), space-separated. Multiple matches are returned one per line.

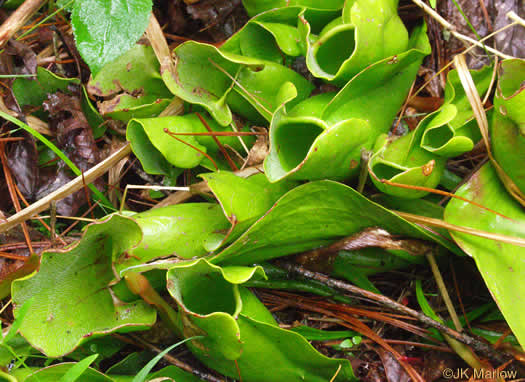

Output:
xmin=274 ymin=261 xmax=514 ymax=365
xmin=0 ymin=143 xmax=132 ymax=234
xmin=195 ymin=112 xmax=239 ymax=171
xmin=0 ymin=0 xmax=47 ymax=47
xmin=260 ymin=289 xmax=425 ymax=382
xmin=379 ymin=179 xmax=511 ymax=220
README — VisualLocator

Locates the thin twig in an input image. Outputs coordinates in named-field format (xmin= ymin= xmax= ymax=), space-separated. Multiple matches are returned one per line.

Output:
xmin=0 ymin=144 xmax=131 ymax=234
xmin=0 ymin=0 xmax=48 ymax=47
xmin=277 ymin=261 xmax=513 ymax=365
xmin=411 ymin=0 xmax=513 ymax=59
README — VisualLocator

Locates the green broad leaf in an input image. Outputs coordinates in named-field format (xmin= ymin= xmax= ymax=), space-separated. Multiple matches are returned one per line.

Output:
xmin=117 ymin=204 xmax=231 ymax=274
xmin=264 ymin=23 xmax=430 ymax=182
xmin=12 ymin=66 xmax=79 ymax=116
xmin=212 ymin=180 xmax=459 ymax=266
xmin=88 ymin=44 xmax=173 ymax=122
xmin=13 ymin=363 xmax=112 ymax=382
xmin=490 ymin=59 xmax=525 ymax=195
xmin=88 ymin=45 xmax=168 ymax=97
xmin=200 ymin=171 xmax=298 ymax=240
xmin=71 ymin=0 xmax=153 ymax=75
xmin=444 ymin=163 xmax=525 ymax=348
xmin=304 ymin=0 xmax=409 ymax=85
xmin=371 ymin=194 xmax=453 ymax=242
xmin=98 ymin=95 xmax=172 ymax=122
xmin=242 ymin=0 xmax=344 ymax=17
xmin=127 ymin=113 xmax=254 ymax=175
xmin=162 ymin=41 xmax=313 ymax=126
xmin=166 ymin=259 xmax=356 ymax=381
xmin=11 ymin=65 xmax=106 ymax=138
xmin=11 ymin=215 xmax=156 ymax=358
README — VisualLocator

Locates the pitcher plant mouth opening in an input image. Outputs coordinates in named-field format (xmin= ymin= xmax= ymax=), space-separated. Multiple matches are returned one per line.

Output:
xmin=274 ymin=120 xmax=325 ymax=172
xmin=371 ymin=163 xmax=406 ymax=181
xmin=422 ymin=125 xmax=454 ymax=151
xmin=172 ymin=272 xmax=238 ymax=316
xmin=312 ymin=27 xmax=356 ymax=76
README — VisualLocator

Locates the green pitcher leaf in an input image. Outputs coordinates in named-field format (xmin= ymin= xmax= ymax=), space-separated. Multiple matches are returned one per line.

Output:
xmin=212 ymin=180 xmax=459 ymax=266
xmin=242 ymin=0 xmax=344 ymax=17
xmin=369 ymin=128 xmax=447 ymax=199
xmin=12 ymin=66 xmax=80 ymax=118
xmin=264 ymin=23 xmax=430 ymax=182
xmin=166 ymin=259 xmax=355 ymax=381
xmin=491 ymin=59 xmax=525 ymax=195
xmin=127 ymin=113 xmax=254 ymax=175
xmin=221 ymin=5 xmax=344 ymax=73
xmin=420 ymin=66 xmax=491 ymax=156
xmin=444 ymin=163 xmax=525 ymax=348
xmin=71 ymin=0 xmax=152 ymax=75
xmin=87 ymin=44 xmax=173 ymax=122
xmin=117 ymin=204 xmax=231 ymax=274
xmin=200 ymin=171 xmax=298 ymax=240
xmin=370 ymin=65 xmax=492 ymax=198
xmin=162 ymin=41 xmax=313 ymax=126
xmin=11 ymin=215 xmax=156 ymax=358
xmin=304 ymin=0 xmax=409 ymax=85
